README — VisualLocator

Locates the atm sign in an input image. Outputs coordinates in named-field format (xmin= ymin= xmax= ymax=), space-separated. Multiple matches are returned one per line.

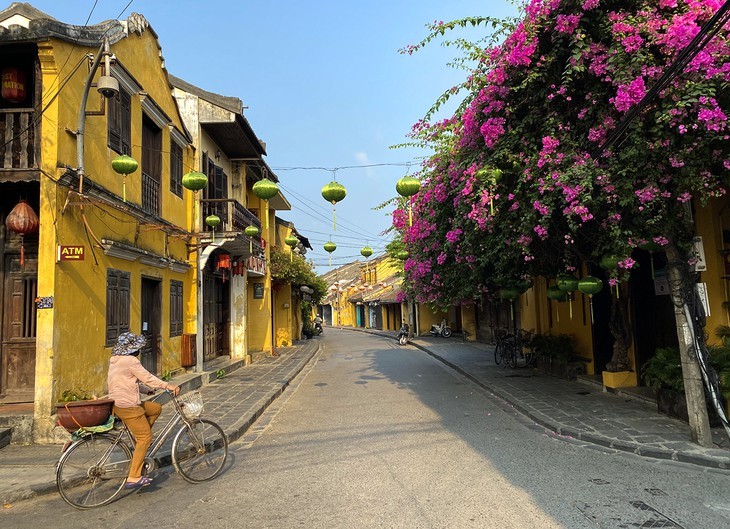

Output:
xmin=58 ymin=245 xmax=85 ymax=261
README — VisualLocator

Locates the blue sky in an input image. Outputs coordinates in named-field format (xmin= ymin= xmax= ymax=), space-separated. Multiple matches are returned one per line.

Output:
xmin=26 ymin=0 xmax=519 ymax=272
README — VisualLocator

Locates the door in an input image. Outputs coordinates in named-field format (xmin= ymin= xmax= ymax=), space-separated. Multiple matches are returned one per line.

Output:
xmin=140 ymin=277 xmax=161 ymax=374
xmin=1 ymin=254 xmax=37 ymax=401
xmin=203 ymin=271 xmax=229 ymax=361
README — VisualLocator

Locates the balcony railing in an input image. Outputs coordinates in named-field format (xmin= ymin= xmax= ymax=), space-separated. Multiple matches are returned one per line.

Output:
xmin=201 ymin=198 xmax=261 ymax=233
xmin=0 ymin=108 xmax=39 ymax=170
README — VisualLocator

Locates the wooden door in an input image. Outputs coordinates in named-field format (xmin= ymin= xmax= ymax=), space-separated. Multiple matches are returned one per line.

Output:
xmin=140 ymin=277 xmax=161 ymax=374
xmin=1 ymin=254 xmax=37 ymax=401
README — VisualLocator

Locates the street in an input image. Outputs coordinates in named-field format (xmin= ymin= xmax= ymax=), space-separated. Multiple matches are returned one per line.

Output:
xmin=2 ymin=328 xmax=728 ymax=528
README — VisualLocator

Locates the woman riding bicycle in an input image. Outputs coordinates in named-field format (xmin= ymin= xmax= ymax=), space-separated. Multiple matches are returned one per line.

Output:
xmin=107 ymin=332 xmax=179 ymax=488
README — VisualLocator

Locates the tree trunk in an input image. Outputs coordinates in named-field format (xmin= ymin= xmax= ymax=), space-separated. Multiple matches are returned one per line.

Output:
xmin=665 ymin=241 xmax=713 ymax=447
xmin=606 ymin=280 xmax=631 ymax=371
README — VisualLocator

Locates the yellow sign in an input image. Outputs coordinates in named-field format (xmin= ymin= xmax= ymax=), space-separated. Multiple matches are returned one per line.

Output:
xmin=58 ymin=245 xmax=85 ymax=261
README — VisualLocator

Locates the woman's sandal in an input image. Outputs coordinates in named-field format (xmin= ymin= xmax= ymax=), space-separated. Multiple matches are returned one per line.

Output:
xmin=125 ymin=476 xmax=153 ymax=489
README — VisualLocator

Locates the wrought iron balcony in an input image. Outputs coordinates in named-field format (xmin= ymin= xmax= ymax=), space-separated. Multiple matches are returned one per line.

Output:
xmin=141 ymin=171 xmax=160 ymax=216
xmin=0 ymin=108 xmax=39 ymax=171
xmin=201 ymin=198 xmax=261 ymax=233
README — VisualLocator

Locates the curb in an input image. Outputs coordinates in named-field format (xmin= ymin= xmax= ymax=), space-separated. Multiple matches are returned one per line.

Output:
xmin=339 ymin=326 xmax=730 ymax=472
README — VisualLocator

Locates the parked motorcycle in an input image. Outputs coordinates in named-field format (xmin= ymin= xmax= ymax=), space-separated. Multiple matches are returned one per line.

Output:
xmin=313 ymin=320 xmax=323 ymax=336
xmin=397 ymin=322 xmax=410 ymax=345
xmin=429 ymin=318 xmax=452 ymax=338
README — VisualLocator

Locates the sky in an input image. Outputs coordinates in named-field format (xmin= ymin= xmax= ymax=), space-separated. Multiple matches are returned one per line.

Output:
xmin=24 ymin=0 xmax=520 ymax=272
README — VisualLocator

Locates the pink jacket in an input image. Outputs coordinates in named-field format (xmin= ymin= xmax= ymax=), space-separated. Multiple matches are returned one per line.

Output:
xmin=107 ymin=355 xmax=169 ymax=408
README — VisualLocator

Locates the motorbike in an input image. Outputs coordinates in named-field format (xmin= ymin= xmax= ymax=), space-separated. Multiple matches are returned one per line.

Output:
xmin=313 ymin=320 xmax=323 ymax=336
xmin=397 ymin=322 xmax=410 ymax=345
xmin=429 ymin=318 xmax=452 ymax=338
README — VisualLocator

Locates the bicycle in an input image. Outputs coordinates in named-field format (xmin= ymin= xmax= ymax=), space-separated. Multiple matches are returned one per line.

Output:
xmin=504 ymin=329 xmax=537 ymax=368
xmin=55 ymin=389 xmax=228 ymax=509
xmin=493 ymin=328 xmax=512 ymax=366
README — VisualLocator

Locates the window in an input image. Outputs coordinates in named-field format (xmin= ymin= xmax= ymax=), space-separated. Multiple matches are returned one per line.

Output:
xmin=170 ymin=280 xmax=183 ymax=337
xmin=107 ymin=89 xmax=131 ymax=155
xmin=170 ymin=141 xmax=183 ymax=197
xmin=106 ymin=269 xmax=130 ymax=346
xmin=142 ymin=115 xmax=162 ymax=215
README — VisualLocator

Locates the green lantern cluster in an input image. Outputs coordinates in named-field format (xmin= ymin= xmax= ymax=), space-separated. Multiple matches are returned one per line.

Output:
xmin=321 ymin=181 xmax=347 ymax=204
xmin=244 ymin=225 xmax=260 ymax=237
xmin=324 ymin=241 xmax=337 ymax=253
xmin=182 ymin=171 xmax=208 ymax=192
xmin=395 ymin=176 xmax=421 ymax=197
xmin=284 ymin=234 xmax=299 ymax=248
xmin=360 ymin=246 xmax=373 ymax=258
xmin=252 ymin=178 xmax=279 ymax=200
xmin=111 ymin=155 xmax=138 ymax=175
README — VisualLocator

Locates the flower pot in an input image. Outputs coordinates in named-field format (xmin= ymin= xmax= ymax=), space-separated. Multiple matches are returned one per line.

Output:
xmin=56 ymin=398 xmax=115 ymax=431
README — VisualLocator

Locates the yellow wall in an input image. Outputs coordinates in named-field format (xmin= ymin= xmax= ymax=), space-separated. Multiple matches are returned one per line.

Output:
xmin=273 ymin=283 xmax=293 ymax=347
xmin=33 ymin=30 xmax=196 ymax=433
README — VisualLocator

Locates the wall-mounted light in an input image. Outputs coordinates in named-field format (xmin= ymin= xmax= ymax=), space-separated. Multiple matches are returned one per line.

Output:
xmin=215 ymin=149 xmax=221 ymax=161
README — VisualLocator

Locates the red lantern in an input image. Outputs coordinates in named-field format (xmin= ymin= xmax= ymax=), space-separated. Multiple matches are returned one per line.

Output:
xmin=5 ymin=200 xmax=39 ymax=266
xmin=216 ymin=253 xmax=231 ymax=283
xmin=2 ymin=68 xmax=27 ymax=103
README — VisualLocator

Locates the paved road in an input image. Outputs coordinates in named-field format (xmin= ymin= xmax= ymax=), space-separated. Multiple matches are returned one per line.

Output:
xmin=2 ymin=328 xmax=728 ymax=528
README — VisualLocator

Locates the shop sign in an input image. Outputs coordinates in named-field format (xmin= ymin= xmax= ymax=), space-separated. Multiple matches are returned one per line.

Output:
xmin=58 ymin=245 xmax=85 ymax=261
xmin=247 ymin=255 xmax=266 ymax=276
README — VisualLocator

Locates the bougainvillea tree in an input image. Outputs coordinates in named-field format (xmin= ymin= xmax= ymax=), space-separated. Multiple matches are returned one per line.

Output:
xmin=398 ymin=1 xmax=729 ymax=442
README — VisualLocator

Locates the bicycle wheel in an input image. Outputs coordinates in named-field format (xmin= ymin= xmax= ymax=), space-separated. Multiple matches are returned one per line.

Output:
xmin=172 ymin=418 xmax=228 ymax=483
xmin=56 ymin=434 xmax=131 ymax=509
xmin=494 ymin=341 xmax=503 ymax=365
xmin=505 ymin=342 xmax=518 ymax=368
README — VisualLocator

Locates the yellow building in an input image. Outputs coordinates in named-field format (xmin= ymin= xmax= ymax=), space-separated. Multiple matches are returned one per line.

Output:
xmin=0 ymin=5 xmax=199 ymax=441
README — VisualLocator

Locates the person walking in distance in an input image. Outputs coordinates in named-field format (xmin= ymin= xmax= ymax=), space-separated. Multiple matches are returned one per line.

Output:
xmin=107 ymin=332 xmax=180 ymax=488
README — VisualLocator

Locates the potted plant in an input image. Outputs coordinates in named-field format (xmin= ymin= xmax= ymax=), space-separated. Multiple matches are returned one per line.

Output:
xmin=641 ymin=347 xmax=688 ymax=421
xmin=530 ymin=333 xmax=577 ymax=379
xmin=56 ymin=389 xmax=114 ymax=432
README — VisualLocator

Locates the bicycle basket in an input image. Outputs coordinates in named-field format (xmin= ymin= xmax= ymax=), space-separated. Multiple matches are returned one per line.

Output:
xmin=179 ymin=391 xmax=204 ymax=419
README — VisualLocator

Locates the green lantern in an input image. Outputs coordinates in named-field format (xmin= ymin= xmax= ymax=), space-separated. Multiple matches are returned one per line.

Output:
xmin=396 ymin=250 xmax=409 ymax=260
xmin=322 ymin=181 xmax=347 ymax=231
xmin=395 ymin=176 xmax=421 ymax=197
xmin=517 ymin=279 xmax=533 ymax=293
xmin=500 ymin=287 xmax=519 ymax=322
xmin=546 ymin=286 xmax=567 ymax=301
xmin=578 ymin=276 xmax=603 ymax=324
xmin=205 ymin=214 xmax=221 ymax=242
xmin=639 ymin=241 xmax=661 ymax=279
xmin=252 ymin=178 xmax=279 ymax=200
xmin=182 ymin=171 xmax=208 ymax=192
xmin=324 ymin=241 xmax=337 ymax=253
xmin=599 ymin=255 xmax=621 ymax=270
xmin=360 ymin=246 xmax=373 ymax=258
xmin=556 ymin=274 xmax=579 ymax=292
xmin=244 ymin=225 xmax=259 ymax=254
xmin=111 ymin=155 xmax=138 ymax=202
xmin=285 ymin=235 xmax=298 ymax=247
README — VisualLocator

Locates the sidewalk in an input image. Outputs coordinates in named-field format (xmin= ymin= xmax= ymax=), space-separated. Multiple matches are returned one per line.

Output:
xmin=0 ymin=339 xmax=321 ymax=506
xmin=370 ymin=328 xmax=730 ymax=471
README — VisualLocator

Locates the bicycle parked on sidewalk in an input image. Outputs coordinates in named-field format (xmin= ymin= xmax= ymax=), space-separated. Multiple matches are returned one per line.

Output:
xmin=493 ymin=328 xmax=536 ymax=368
xmin=55 ymin=389 xmax=228 ymax=509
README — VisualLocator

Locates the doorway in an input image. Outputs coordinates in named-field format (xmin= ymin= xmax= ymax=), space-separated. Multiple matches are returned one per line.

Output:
xmin=140 ymin=277 xmax=161 ymax=374
xmin=1 ymin=253 xmax=37 ymax=401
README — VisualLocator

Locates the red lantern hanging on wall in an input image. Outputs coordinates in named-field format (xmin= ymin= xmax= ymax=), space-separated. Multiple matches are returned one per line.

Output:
xmin=216 ymin=253 xmax=231 ymax=283
xmin=2 ymin=67 xmax=27 ymax=103
xmin=5 ymin=199 xmax=39 ymax=266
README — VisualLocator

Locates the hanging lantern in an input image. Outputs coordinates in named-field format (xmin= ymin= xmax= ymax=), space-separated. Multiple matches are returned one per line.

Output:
xmin=556 ymin=274 xmax=579 ymax=319
xmin=599 ymin=254 xmax=621 ymax=270
xmin=578 ymin=276 xmax=604 ymax=324
xmin=111 ymin=154 xmax=138 ymax=202
xmin=323 ymin=240 xmax=337 ymax=266
xmin=244 ymin=225 xmax=259 ymax=254
xmin=252 ymin=178 xmax=279 ymax=200
xmin=396 ymin=176 xmax=420 ymax=227
xmin=1 ymin=67 xmax=26 ymax=103
xmin=216 ymin=253 xmax=231 ymax=283
xmin=285 ymin=234 xmax=299 ymax=248
xmin=500 ymin=287 xmax=519 ymax=321
xmin=182 ymin=171 xmax=208 ymax=192
xmin=360 ymin=246 xmax=373 ymax=258
xmin=206 ymin=214 xmax=221 ymax=242
xmin=546 ymin=285 xmax=568 ymax=322
xmin=639 ymin=241 xmax=662 ymax=279
xmin=396 ymin=250 xmax=409 ymax=260
xmin=321 ymin=181 xmax=347 ymax=231
xmin=5 ymin=199 xmax=38 ymax=266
